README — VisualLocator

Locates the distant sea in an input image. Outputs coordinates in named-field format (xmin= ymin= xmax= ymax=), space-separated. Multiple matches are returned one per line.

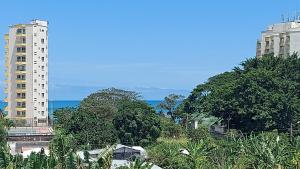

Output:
xmin=0 ymin=100 xmax=162 ymax=117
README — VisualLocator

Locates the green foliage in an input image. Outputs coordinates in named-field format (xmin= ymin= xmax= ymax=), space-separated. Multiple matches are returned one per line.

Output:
xmin=55 ymin=88 xmax=161 ymax=148
xmin=183 ymin=54 xmax=300 ymax=133
xmin=148 ymin=131 xmax=300 ymax=169
xmin=0 ymin=114 xmax=14 ymax=147
xmin=147 ymin=142 xmax=191 ymax=169
xmin=113 ymin=100 xmax=161 ymax=146
xmin=160 ymin=117 xmax=184 ymax=138
xmin=187 ymin=127 xmax=212 ymax=143
xmin=116 ymin=158 xmax=154 ymax=169
xmin=91 ymin=145 xmax=114 ymax=169
xmin=158 ymin=94 xmax=184 ymax=121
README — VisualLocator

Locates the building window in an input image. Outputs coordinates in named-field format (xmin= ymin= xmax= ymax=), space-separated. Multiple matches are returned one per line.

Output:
xmin=17 ymin=28 xmax=26 ymax=34
xmin=41 ymin=57 xmax=45 ymax=62
xmin=17 ymin=93 xmax=26 ymax=99
xmin=17 ymin=102 xmax=26 ymax=108
xmin=17 ymin=111 xmax=26 ymax=117
xmin=41 ymin=48 xmax=45 ymax=53
xmin=42 ymin=84 xmax=45 ymax=89
xmin=17 ymin=56 xmax=26 ymax=62
xmin=41 ymin=66 xmax=45 ymax=71
xmin=41 ymin=102 xmax=44 ymax=107
xmin=41 ymin=111 xmax=45 ymax=116
xmin=16 ymin=74 xmax=26 ymax=80
xmin=41 ymin=93 xmax=45 ymax=98
xmin=17 ymin=84 xmax=26 ymax=89
xmin=17 ymin=47 xmax=26 ymax=53
xmin=41 ymin=38 xmax=45 ymax=44
xmin=16 ymin=65 xmax=26 ymax=71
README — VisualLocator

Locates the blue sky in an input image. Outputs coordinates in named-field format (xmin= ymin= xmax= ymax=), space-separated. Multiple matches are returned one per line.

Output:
xmin=0 ymin=0 xmax=299 ymax=100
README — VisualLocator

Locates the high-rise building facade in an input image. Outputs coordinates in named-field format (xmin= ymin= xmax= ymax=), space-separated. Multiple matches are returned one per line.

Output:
xmin=256 ymin=21 xmax=300 ymax=57
xmin=4 ymin=20 xmax=48 ymax=127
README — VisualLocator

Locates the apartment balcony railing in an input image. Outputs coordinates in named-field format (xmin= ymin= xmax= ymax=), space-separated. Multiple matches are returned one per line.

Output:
xmin=16 ymin=79 xmax=26 ymax=83
xmin=16 ymin=52 xmax=26 ymax=56
xmin=4 ymin=34 xmax=9 ymax=40
xmin=16 ymin=61 xmax=26 ymax=65
xmin=16 ymin=88 xmax=26 ymax=93
xmin=15 ymin=98 xmax=26 ymax=102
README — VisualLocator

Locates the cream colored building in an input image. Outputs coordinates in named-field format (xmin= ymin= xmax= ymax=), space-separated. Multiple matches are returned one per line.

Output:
xmin=4 ymin=20 xmax=49 ymax=127
xmin=256 ymin=21 xmax=300 ymax=57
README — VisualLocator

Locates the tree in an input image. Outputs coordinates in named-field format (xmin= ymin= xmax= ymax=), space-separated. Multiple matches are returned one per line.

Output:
xmin=54 ymin=88 xmax=155 ymax=149
xmin=117 ymin=158 xmax=154 ymax=169
xmin=158 ymin=94 xmax=184 ymax=121
xmin=160 ymin=117 xmax=184 ymax=138
xmin=113 ymin=100 xmax=161 ymax=146
xmin=183 ymin=54 xmax=300 ymax=133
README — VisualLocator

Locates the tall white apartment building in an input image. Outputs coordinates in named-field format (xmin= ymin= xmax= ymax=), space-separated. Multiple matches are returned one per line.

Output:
xmin=4 ymin=20 xmax=49 ymax=127
xmin=256 ymin=20 xmax=300 ymax=57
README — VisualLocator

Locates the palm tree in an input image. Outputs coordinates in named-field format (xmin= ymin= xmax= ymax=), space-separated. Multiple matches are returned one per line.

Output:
xmin=0 ymin=146 xmax=11 ymax=168
xmin=91 ymin=145 xmax=115 ymax=169
xmin=180 ymin=140 xmax=214 ymax=169
xmin=117 ymin=158 xmax=154 ymax=169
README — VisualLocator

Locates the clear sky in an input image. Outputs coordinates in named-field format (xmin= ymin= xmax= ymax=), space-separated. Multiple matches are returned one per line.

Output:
xmin=0 ymin=0 xmax=299 ymax=100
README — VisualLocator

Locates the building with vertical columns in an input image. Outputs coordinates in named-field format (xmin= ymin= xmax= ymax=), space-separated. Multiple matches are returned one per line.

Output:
xmin=256 ymin=20 xmax=300 ymax=58
xmin=4 ymin=20 xmax=49 ymax=127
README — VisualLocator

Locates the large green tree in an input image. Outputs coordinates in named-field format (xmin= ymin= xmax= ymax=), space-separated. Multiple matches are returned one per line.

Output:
xmin=113 ymin=100 xmax=161 ymax=146
xmin=54 ymin=88 xmax=161 ymax=148
xmin=182 ymin=54 xmax=300 ymax=133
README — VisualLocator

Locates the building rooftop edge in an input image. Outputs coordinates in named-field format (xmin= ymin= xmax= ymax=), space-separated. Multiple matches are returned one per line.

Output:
xmin=8 ymin=19 xmax=48 ymax=28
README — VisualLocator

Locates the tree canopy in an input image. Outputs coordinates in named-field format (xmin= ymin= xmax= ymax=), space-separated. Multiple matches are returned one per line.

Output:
xmin=182 ymin=54 xmax=300 ymax=133
xmin=54 ymin=88 xmax=161 ymax=148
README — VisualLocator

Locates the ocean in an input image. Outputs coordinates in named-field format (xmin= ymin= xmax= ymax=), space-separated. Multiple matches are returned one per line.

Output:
xmin=0 ymin=100 xmax=162 ymax=117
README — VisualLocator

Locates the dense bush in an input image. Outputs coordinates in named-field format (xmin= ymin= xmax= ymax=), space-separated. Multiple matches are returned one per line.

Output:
xmin=147 ymin=131 xmax=300 ymax=169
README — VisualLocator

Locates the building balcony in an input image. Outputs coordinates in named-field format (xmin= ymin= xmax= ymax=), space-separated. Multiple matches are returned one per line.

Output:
xmin=16 ymin=80 xmax=26 ymax=83
xmin=15 ymin=98 xmax=26 ymax=102
xmin=4 ymin=44 xmax=9 ymax=49
xmin=15 ymin=62 xmax=26 ymax=65
xmin=16 ymin=107 xmax=26 ymax=111
xmin=5 ymin=60 xmax=9 ymax=67
xmin=15 ymin=116 xmax=26 ymax=119
xmin=4 ymin=34 xmax=9 ymax=40
xmin=4 ymin=71 xmax=9 ymax=77
xmin=4 ymin=88 xmax=8 ymax=93
xmin=16 ymin=89 xmax=26 ymax=93
xmin=15 ymin=71 xmax=26 ymax=75
xmin=4 ymin=98 xmax=8 ymax=102
xmin=15 ymin=52 xmax=26 ymax=56
xmin=15 ymin=43 xmax=26 ymax=46
xmin=16 ymin=33 xmax=26 ymax=37
xmin=4 ymin=106 xmax=8 ymax=111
